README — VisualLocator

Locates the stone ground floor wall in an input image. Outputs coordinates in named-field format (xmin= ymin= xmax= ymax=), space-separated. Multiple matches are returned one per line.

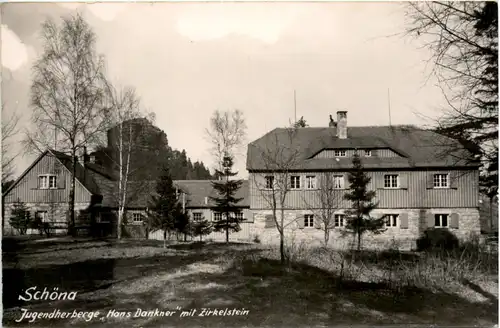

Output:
xmin=3 ymin=202 xmax=91 ymax=236
xmin=249 ymin=208 xmax=481 ymax=251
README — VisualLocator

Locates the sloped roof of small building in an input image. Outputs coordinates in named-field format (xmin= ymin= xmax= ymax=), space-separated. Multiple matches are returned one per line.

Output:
xmin=174 ymin=180 xmax=250 ymax=208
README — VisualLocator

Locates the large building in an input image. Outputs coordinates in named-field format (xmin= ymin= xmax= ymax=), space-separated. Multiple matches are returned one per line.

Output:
xmin=245 ymin=111 xmax=482 ymax=250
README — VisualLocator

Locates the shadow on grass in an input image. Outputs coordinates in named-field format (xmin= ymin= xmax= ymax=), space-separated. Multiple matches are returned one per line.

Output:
xmin=147 ymin=257 xmax=499 ymax=327
xmin=167 ymin=241 xmax=255 ymax=251
xmin=2 ymin=245 xmax=259 ymax=314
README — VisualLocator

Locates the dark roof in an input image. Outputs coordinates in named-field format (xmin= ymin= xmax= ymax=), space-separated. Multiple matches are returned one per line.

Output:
xmin=3 ymin=148 xmax=250 ymax=210
xmin=91 ymin=179 xmax=250 ymax=209
xmin=49 ymin=150 xmax=102 ymax=195
xmin=3 ymin=149 xmax=108 ymax=198
xmin=247 ymin=125 xmax=479 ymax=171
xmin=174 ymin=180 xmax=250 ymax=208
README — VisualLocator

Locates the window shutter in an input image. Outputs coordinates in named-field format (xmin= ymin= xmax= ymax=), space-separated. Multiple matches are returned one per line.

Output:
xmin=243 ymin=209 xmax=251 ymax=222
xmin=450 ymin=213 xmax=459 ymax=229
xmin=426 ymin=213 xmax=434 ymax=228
xmin=450 ymin=172 xmax=458 ymax=189
xmin=343 ymin=173 xmax=349 ymax=189
xmin=265 ymin=214 xmax=275 ymax=228
xmin=30 ymin=176 xmax=39 ymax=190
xmin=314 ymin=217 xmax=321 ymax=229
xmin=298 ymin=215 xmax=305 ymax=229
xmin=57 ymin=175 xmax=65 ymax=189
xmin=399 ymin=213 xmax=408 ymax=229
xmin=426 ymin=174 xmax=434 ymax=189
xmin=399 ymin=173 xmax=408 ymax=189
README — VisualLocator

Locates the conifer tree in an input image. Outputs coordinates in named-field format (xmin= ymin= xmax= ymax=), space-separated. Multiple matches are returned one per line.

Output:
xmin=9 ymin=199 xmax=31 ymax=235
xmin=147 ymin=166 xmax=182 ymax=247
xmin=191 ymin=215 xmax=213 ymax=242
xmin=344 ymin=152 xmax=386 ymax=250
xmin=210 ymin=154 xmax=244 ymax=243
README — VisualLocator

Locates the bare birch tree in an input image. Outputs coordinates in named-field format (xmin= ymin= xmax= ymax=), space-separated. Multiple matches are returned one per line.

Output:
xmin=205 ymin=109 xmax=247 ymax=175
xmin=2 ymin=103 xmax=20 ymax=185
xmin=101 ymin=84 xmax=155 ymax=239
xmin=251 ymin=126 xmax=302 ymax=264
xmin=303 ymin=171 xmax=343 ymax=246
xmin=26 ymin=14 xmax=111 ymax=235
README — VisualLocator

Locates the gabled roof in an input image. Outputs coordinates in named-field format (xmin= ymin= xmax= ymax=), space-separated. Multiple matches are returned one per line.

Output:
xmin=2 ymin=149 xmax=105 ymax=198
xmin=246 ymin=125 xmax=479 ymax=171
xmin=174 ymin=180 xmax=250 ymax=208
xmin=3 ymin=149 xmax=251 ymax=211
xmin=91 ymin=179 xmax=250 ymax=209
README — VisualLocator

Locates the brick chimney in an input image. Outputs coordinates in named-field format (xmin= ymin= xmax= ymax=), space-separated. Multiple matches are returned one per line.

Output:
xmin=336 ymin=111 xmax=348 ymax=139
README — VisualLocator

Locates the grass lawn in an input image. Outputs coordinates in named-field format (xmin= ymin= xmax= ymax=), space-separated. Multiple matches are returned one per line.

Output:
xmin=2 ymin=236 xmax=498 ymax=327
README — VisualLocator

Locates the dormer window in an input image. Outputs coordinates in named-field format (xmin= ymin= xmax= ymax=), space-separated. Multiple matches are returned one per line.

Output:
xmin=364 ymin=150 xmax=372 ymax=157
xmin=334 ymin=150 xmax=346 ymax=157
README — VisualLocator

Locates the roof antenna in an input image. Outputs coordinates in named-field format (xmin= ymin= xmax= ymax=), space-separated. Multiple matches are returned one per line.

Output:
xmin=294 ymin=89 xmax=297 ymax=124
xmin=387 ymin=88 xmax=392 ymax=127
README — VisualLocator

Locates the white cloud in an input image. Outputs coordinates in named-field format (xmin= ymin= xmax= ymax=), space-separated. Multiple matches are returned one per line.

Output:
xmin=58 ymin=3 xmax=83 ymax=11
xmin=57 ymin=2 xmax=126 ymax=21
xmin=88 ymin=3 xmax=127 ymax=21
xmin=176 ymin=4 xmax=298 ymax=44
xmin=1 ymin=25 xmax=28 ymax=71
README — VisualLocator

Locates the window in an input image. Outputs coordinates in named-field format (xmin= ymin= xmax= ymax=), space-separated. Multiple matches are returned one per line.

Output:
xmin=35 ymin=211 xmax=48 ymax=223
xmin=333 ymin=175 xmax=345 ymax=189
xmin=304 ymin=214 xmax=314 ymax=228
xmin=433 ymin=174 xmax=449 ymax=188
xmin=38 ymin=174 xmax=57 ymax=189
xmin=193 ymin=212 xmax=203 ymax=221
xmin=385 ymin=214 xmax=398 ymax=227
xmin=49 ymin=176 xmax=57 ymax=188
xmin=334 ymin=150 xmax=346 ymax=157
xmin=132 ymin=213 xmax=143 ymax=223
xmin=213 ymin=212 xmax=223 ymax=221
xmin=384 ymin=174 xmax=399 ymax=188
xmin=435 ymin=214 xmax=449 ymax=228
xmin=290 ymin=176 xmax=301 ymax=189
xmin=365 ymin=150 xmax=372 ymax=157
xmin=305 ymin=176 xmax=316 ymax=189
xmin=334 ymin=214 xmax=345 ymax=227
xmin=265 ymin=176 xmax=274 ymax=189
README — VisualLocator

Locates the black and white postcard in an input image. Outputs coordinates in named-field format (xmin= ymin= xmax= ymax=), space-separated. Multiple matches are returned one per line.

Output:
xmin=2 ymin=1 xmax=498 ymax=327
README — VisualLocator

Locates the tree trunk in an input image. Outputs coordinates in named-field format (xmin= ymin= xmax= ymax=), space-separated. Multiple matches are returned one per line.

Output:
xmin=324 ymin=229 xmax=329 ymax=247
xmin=163 ymin=230 xmax=167 ymax=248
xmin=68 ymin=150 xmax=77 ymax=236
xmin=226 ymin=225 xmax=229 ymax=243
xmin=357 ymin=230 xmax=361 ymax=251
xmin=490 ymin=196 xmax=494 ymax=234
xmin=117 ymin=208 xmax=123 ymax=239
xmin=280 ymin=230 xmax=285 ymax=264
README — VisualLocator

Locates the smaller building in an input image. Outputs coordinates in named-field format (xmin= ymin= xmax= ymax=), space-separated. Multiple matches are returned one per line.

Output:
xmin=147 ymin=180 xmax=253 ymax=241
xmin=2 ymin=149 xmax=114 ymax=236
xmin=2 ymin=149 xmax=253 ymax=242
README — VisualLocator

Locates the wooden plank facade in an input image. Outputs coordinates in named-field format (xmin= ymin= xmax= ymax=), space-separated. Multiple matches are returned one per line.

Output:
xmin=249 ymin=169 xmax=479 ymax=210
xmin=4 ymin=153 xmax=92 ymax=204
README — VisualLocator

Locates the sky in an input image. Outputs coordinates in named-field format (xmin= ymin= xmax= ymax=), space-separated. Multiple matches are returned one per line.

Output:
xmin=2 ymin=1 xmax=447 ymax=180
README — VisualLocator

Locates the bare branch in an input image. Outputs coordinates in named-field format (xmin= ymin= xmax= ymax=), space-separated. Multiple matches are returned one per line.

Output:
xmin=205 ymin=109 xmax=247 ymax=172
